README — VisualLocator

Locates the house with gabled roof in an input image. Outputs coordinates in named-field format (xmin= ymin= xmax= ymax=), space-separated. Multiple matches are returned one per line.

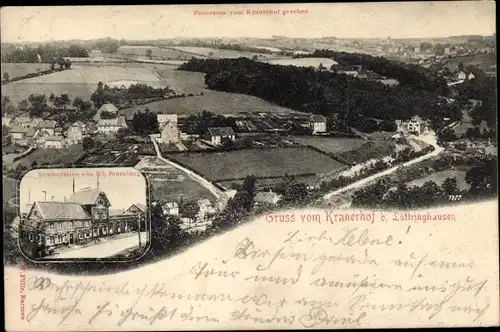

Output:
xmin=12 ymin=116 xmax=32 ymax=128
xmin=395 ymin=115 xmax=428 ymax=136
xmin=35 ymin=120 xmax=57 ymax=136
xmin=20 ymin=187 xmax=142 ymax=256
xmin=93 ymin=103 xmax=119 ymax=122
xmin=310 ymin=114 xmax=327 ymax=134
xmin=97 ymin=116 xmax=128 ymax=135
xmin=205 ymin=127 xmax=236 ymax=145
xmin=67 ymin=121 xmax=87 ymax=144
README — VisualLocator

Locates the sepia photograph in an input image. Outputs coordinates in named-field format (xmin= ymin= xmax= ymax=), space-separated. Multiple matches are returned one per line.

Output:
xmin=17 ymin=167 xmax=149 ymax=260
xmin=1 ymin=2 xmax=498 ymax=330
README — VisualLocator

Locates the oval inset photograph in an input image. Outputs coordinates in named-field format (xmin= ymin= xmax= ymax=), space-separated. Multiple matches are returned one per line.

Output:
xmin=18 ymin=167 xmax=150 ymax=261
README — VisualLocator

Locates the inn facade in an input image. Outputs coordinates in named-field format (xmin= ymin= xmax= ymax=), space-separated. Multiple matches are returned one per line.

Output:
xmin=19 ymin=187 xmax=145 ymax=258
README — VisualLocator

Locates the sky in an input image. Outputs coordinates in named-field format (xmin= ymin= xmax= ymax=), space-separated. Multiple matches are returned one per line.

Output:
xmin=0 ymin=2 xmax=496 ymax=42
xmin=19 ymin=167 xmax=147 ymax=212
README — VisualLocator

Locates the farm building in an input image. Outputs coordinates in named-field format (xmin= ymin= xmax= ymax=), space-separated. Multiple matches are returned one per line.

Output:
xmin=126 ymin=203 xmax=148 ymax=231
xmin=93 ymin=103 xmax=119 ymax=122
xmin=197 ymin=198 xmax=217 ymax=221
xmin=163 ymin=202 xmax=179 ymax=216
xmin=31 ymin=118 xmax=43 ymax=128
xmin=12 ymin=117 xmax=32 ymax=128
xmin=456 ymin=71 xmax=467 ymax=81
xmin=205 ymin=127 xmax=236 ymax=145
xmin=310 ymin=114 xmax=327 ymax=134
xmin=97 ymin=116 xmax=128 ymax=135
xmin=35 ymin=120 xmax=58 ymax=136
xmin=254 ymin=191 xmax=282 ymax=206
xmin=9 ymin=126 xmax=35 ymax=144
xmin=157 ymin=114 xmax=178 ymax=129
xmin=42 ymin=136 xmax=66 ymax=149
xmin=66 ymin=121 xmax=88 ymax=144
xmin=2 ymin=117 xmax=12 ymax=127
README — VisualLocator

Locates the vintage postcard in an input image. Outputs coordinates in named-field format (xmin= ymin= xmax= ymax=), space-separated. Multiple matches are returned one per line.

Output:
xmin=2 ymin=2 xmax=498 ymax=330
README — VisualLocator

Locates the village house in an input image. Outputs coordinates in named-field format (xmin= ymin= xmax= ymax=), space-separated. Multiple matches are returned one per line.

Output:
xmin=126 ymin=203 xmax=148 ymax=231
xmin=97 ymin=116 xmax=128 ymax=135
xmin=35 ymin=120 xmax=57 ymax=136
xmin=468 ymin=72 xmax=475 ymax=80
xmin=93 ymin=103 xmax=119 ymax=122
xmin=205 ymin=127 xmax=236 ymax=145
xmin=66 ymin=121 xmax=87 ymax=144
xmin=13 ymin=117 xmax=32 ymax=128
xmin=19 ymin=187 xmax=142 ymax=257
xmin=457 ymin=71 xmax=467 ymax=81
xmin=197 ymin=199 xmax=217 ymax=220
xmin=395 ymin=116 xmax=427 ymax=136
xmin=2 ymin=117 xmax=12 ymax=127
xmin=163 ymin=202 xmax=179 ymax=216
xmin=254 ymin=191 xmax=282 ymax=206
xmin=42 ymin=135 xmax=66 ymax=149
xmin=159 ymin=114 xmax=180 ymax=144
xmin=31 ymin=117 xmax=43 ymax=128
xmin=9 ymin=126 xmax=36 ymax=145
xmin=310 ymin=114 xmax=327 ymax=134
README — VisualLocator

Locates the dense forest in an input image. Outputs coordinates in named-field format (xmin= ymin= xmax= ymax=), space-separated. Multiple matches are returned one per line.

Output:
xmin=179 ymin=57 xmax=457 ymax=127
xmin=1 ymin=44 xmax=88 ymax=63
xmin=295 ymin=49 xmax=449 ymax=94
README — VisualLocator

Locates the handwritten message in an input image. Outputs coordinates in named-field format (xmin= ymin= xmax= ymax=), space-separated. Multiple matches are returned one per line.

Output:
xmin=5 ymin=203 xmax=499 ymax=330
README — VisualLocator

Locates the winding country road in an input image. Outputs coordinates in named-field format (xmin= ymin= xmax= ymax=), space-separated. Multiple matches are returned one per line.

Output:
xmin=323 ymin=132 xmax=445 ymax=200
xmin=149 ymin=135 xmax=225 ymax=199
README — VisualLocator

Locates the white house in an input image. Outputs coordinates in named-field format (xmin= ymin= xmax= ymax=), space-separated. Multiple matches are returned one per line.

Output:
xmin=97 ymin=116 xmax=128 ymax=135
xmin=163 ymin=202 xmax=179 ymax=216
xmin=396 ymin=116 xmax=427 ymax=136
xmin=157 ymin=114 xmax=178 ymax=129
xmin=43 ymin=135 xmax=65 ymax=149
xmin=468 ymin=73 xmax=475 ymax=80
xmin=254 ymin=191 xmax=282 ymax=206
xmin=205 ymin=127 xmax=236 ymax=145
xmin=66 ymin=121 xmax=87 ymax=144
xmin=2 ymin=117 xmax=12 ymax=127
xmin=160 ymin=114 xmax=180 ymax=144
xmin=197 ymin=199 xmax=217 ymax=220
xmin=457 ymin=71 xmax=467 ymax=81
xmin=310 ymin=114 xmax=327 ymax=134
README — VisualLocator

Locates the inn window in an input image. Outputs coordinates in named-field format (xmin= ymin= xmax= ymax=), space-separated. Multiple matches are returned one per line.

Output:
xmin=49 ymin=236 xmax=55 ymax=245
xmin=69 ymin=221 xmax=74 ymax=228
xmin=57 ymin=222 xmax=63 ymax=229
xmin=29 ymin=233 xmax=34 ymax=242
xmin=49 ymin=223 xmax=55 ymax=230
xmin=57 ymin=235 xmax=63 ymax=243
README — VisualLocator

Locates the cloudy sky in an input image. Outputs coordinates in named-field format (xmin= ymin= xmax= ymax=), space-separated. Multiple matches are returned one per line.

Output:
xmin=1 ymin=2 xmax=496 ymax=42
xmin=19 ymin=168 xmax=147 ymax=212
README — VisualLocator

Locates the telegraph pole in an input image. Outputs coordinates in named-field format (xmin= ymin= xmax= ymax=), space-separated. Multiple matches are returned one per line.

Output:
xmin=42 ymin=191 xmax=47 ymax=201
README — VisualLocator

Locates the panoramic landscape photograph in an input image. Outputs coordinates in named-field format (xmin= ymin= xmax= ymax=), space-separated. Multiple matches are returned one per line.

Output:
xmin=1 ymin=3 xmax=497 ymax=272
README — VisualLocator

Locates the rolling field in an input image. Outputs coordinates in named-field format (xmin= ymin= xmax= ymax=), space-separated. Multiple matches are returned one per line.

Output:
xmin=267 ymin=57 xmax=338 ymax=68
xmin=2 ymin=64 xmax=165 ymax=105
xmin=120 ymin=90 xmax=296 ymax=116
xmin=338 ymin=140 xmax=396 ymax=164
xmin=169 ymin=46 xmax=276 ymax=59
xmin=443 ymin=53 xmax=496 ymax=72
xmin=2 ymin=82 xmax=96 ymax=105
xmin=290 ymin=136 xmax=366 ymax=154
xmin=168 ymin=147 xmax=347 ymax=181
xmin=153 ymin=67 xmax=206 ymax=93
xmin=134 ymin=156 xmax=216 ymax=201
xmin=7 ymin=146 xmax=85 ymax=170
xmin=9 ymin=65 xmax=162 ymax=85
xmin=2 ymin=63 xmax=51 ymax=78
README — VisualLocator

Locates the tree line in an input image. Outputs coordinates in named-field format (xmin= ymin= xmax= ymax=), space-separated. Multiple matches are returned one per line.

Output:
xmin=294 ymin=49 xmax=449 ymax=93
xmin=90 ymin=81 xmax=173 ymax=109
xmin=1 ymin=44 xmax=88 ymax=63
xmin=179 ymin=57 xmax=451 ymax=127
